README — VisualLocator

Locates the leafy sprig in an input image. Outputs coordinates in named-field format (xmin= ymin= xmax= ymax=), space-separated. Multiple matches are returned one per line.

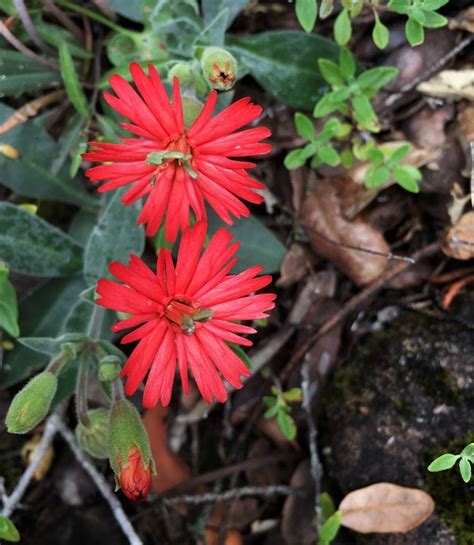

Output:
xmin=428 ymin=443 xmax=474 ymax=483
xmin=263 ymin=386 xmax=302 ymax=440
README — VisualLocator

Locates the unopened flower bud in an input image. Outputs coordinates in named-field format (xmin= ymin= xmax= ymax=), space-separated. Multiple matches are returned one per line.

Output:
xmin=75 ymin=408 xmax=110 ymax=459
xmin=6 ymin=372 xmax=57 ymax=434
xmin=167 ymin=63 xmax=193 ymax=87
xmin=98 ymin=355 xmax=122 ymax=382
xmin=108 ymin=399 xmax=155 ymax=501
xmin=118 ymin=447 xmax=152 ymax=502
xmin=200 ymin=46 xmax=238 ymax=91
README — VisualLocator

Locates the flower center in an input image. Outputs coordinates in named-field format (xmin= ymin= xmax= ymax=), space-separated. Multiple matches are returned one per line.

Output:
xmin=146 ymin=136 xmax=198 ymax=180
xmin=164 ymin=298 xmax=212 ymax=336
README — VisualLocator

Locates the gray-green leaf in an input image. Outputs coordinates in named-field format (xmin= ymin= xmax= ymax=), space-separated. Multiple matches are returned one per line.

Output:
xmin=84 ymin=189 xmax=145 ymax=285
xmin=0 ymin=203 xmax=83 ymax=277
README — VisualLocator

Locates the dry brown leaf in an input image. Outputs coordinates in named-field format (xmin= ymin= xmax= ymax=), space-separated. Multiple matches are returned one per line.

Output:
xmin=276 ymin=243 xmax=315 ymax=288
xmin=302 ymin=177 xmax=390 ymax=286
xmin=458 ymin=104 xmax=474 ymax=142
xmin=143 ymin=404 xmax=191 ymax=497
xmin=202 ymin=528 xmax=243 ymax=545
xmin=21 ymin=433 xmax=54 ymax=481
xmin=281 ymin=460 xmax=316 ymax=545
xmin=449 ymin=7 xmax=474 ymax=33
xmin=417 ymin=69 xmax=474 ymax=101
xmin=443 ymin=211 xmax=474 ymax=260
xmin=339 ymin=482 xmax=435 ymax=534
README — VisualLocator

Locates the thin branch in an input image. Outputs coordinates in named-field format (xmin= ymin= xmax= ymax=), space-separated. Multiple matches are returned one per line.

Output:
xmin=1 ymin=416 xmax=59 ymax=517
xmin=301 ymin=359 xmax=323 ymax=535
xmin=13 ymin=0 xmax=56 ymax=54
xmin=162 ymin=485 xmax=305 ymax=506
xmin=53 ymin=415 xmax=143 ymax=545
xmin=305 ymin=226 xmax=416 ymax=264
xmin=0 ymin=21 xmax=59 ymax=70
xmin=41 ymin=0 xmax=84 ymax=42
xmin=280 ymin=241 xmax=440 ymax=382
xmin=383 ymin=34 xmax=474 ymax=109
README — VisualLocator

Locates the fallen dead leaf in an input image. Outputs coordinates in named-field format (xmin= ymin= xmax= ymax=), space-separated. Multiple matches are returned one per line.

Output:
xmin=21 ymin=433 xmax=54 ymax=481
xmin=202 ymin=528 xmax=243 ymax=545
xmin=443 ymin=211 xmax=474 ymax=260
xmin=276 ymin=243 xmax=315 ymax=288
xmin=458 ymin=104 xmax=474 ymax=142
xmin=449 ymin=6 xmax=474 ymax=33
xmin=143 ymin=404 xmax=191 ymax=496
xmin=302 ymin=177 xmax=391 ymax=286
xmin=339 ymin=482 xmax=435 ymax=534
xmin=281 ymin=460 xmax=316 ymax=545
xmin=417 ymin=69 xmax=474 ymax=101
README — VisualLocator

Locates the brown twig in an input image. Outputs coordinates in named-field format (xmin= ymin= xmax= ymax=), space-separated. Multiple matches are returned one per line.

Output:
xmin=162 ymin=485 xmax=305 ymax=506
xmin=0 ymin=90 xmax=65 ymax=135
xmin=162 ymin=454 xmax=291 ymax=496
xmin=280 ymin=242 xmax=440 ymax=382
xmin=13 ymin=0 xmax=56 ymax=54
xmin=0 ymin=20 xmax=59 ymax=70
xmin=383 ymin=34 xmax=474 ymax=109
xmin=41 ymin=0 xmax=84 ymax=42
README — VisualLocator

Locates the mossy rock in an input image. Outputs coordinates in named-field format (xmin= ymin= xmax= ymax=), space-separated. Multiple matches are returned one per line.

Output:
xmin=322 ymin=310 xmax=474 ymax=545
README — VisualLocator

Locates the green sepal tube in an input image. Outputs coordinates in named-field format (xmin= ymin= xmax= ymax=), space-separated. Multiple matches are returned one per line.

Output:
xmin=98 ymin=355 xmax=122 ymax=382
xmin=108 ymin=399 xmax=156 ymax=477
xmin=200 ymin=46 xmax=238 ymax=91
xmin=167 ymin=62 xmax=193 ymax=87
xmin=75 ymin=407 xmax=110 ymax=459
xmin=5 ymin=372 xmax=57 ymax=434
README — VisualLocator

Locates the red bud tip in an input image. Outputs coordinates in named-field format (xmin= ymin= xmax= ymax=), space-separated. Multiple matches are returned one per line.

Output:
xmin=118 ymin=448 xmax=152 ymax=502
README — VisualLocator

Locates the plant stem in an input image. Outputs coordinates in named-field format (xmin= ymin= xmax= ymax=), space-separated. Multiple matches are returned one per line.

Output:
xmin=1 ymin=416 xmax=59 ymax=517
xmin=75 ymin=349 xmax=91 ymax=427
xmin=54 ymin=0 xmax=138 ymax=37
xmin=54 ymin=416 xmax=143 ymax=545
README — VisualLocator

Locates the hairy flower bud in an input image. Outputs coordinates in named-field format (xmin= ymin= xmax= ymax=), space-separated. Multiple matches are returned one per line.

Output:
xmin=98 ymin=355 xmax=122 ymax=382
xmin=167 ymin=63 xmax=193 ymax=87
xmin=75 ymin=408 xmax=110 ymax=459
xmin=108 ymin=399 xmax=155 ymax=501
xmin=6 ymin=372 xmax=57 ymax=434
xmin=200 ymin=46 xmax=238 ymax=91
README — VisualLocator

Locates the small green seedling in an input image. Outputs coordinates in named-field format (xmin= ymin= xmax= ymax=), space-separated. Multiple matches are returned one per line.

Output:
xmin=428 ymin=443 xmax=474 ymax=483
xmin=263 ymin=386 xmax=302 ymax=440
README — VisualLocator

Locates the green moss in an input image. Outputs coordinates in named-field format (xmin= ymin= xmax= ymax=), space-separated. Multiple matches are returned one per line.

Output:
xmin=424 ymin=435 xmax=474 ymax=545
xmin=411 ymin=363 xmax=461 ymax=406
xmin=392 ymin=396 xmax=416 ymax=418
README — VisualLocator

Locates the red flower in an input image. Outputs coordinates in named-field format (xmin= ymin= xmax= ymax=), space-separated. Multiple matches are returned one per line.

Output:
xmin=118 ymin=447 xmax=152 ymax=502
xmin=83 ymin=63 xmax=271 ymax=242
xmin=96 ymin=221 xmax=276 ymax=408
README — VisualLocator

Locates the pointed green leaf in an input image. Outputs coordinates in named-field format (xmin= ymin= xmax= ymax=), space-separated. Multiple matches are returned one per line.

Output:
xmin=459 ymin=458 xmax=472 ymax=483
xmin=295 ymin=112 xmax=315 ymax=140
xmin=0 ymin=514 xmax=20 ymax=542
xmin=296 ymin=0 xmax=318 ymax=33
xmin=334 ymin=9 xmax=352 ymax=46
xmin=59 ymin=43 xmax=90 ymax=119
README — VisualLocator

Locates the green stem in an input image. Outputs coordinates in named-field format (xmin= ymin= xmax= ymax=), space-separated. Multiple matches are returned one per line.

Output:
xmin=46 ymin=351 xmax=68 ymax=375
xmin=75 ymin=349 xmax=91 ymax=427
xmin=54 ymin=0 xmax=138 ymax=37
xmin=87 ymin=304 xmax=105 ymax=340
xmin=111 ymin=378 xmax=125 ymax=401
